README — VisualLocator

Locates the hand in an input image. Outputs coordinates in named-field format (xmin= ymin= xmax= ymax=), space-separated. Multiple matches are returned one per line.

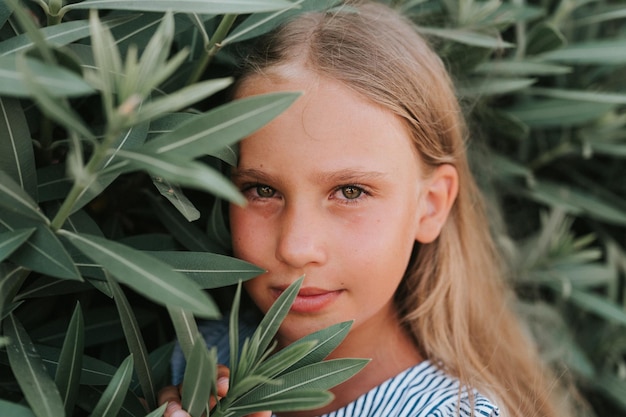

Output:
xmin=158 ymin=365 xmax=271 ymax=417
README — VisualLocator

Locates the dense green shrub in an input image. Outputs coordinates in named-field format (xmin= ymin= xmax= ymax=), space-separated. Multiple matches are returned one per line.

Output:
xmin=0 ymin=0 xmax=625 ymax=416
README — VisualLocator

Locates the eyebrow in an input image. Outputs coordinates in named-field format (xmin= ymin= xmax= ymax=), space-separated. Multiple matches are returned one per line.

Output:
xmin=231 ymin=168 xmax=389 ymax=184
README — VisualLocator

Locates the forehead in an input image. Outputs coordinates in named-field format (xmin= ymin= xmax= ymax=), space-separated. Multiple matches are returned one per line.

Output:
xmin=237 ymin=67 xmax=417 ymax=154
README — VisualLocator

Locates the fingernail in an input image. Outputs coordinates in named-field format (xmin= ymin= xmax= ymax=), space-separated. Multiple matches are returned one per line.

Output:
xmin=217 ymin=376 xmax=229 ymax=390
xmin=171 ymin=410 xmax=189 ymax=417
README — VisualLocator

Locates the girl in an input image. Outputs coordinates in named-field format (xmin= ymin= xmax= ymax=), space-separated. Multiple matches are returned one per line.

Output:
xmin=159 ymin=1 xmax=565 ymax=416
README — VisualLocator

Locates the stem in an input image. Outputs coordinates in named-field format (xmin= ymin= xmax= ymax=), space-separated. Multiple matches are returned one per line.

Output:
xmin=49 ymin=130 xmax=118 ymax=231
xmin=187 ymin=14 xmax=237 ymax=86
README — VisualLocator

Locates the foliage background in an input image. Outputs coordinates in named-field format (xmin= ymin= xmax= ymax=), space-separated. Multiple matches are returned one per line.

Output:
xmin=0 ymin=0 xmax=625 ymax=416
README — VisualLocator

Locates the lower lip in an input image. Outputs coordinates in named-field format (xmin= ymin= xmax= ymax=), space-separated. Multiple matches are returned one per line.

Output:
xmin=274 ymin=290 xmax=342 ymax=314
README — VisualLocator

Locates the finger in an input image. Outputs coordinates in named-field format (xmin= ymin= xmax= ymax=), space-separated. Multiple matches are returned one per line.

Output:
xmin=163 ymin=401 xmax=190 ymax=417
xmin=247 ymin=411 xmax=272 ymax=417
xmin=216 ymin=365 xmax=230 ymax=398
xmin=158 ymin=385 xmax=182 ymax=406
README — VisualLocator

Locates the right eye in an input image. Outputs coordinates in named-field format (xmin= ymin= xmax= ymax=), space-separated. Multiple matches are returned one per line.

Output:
xmin=255 ymin=185 xmax=276 ymax=198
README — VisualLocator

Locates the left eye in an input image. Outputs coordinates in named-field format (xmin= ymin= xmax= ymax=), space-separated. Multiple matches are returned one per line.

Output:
xmin=340 ymin=186 xmax=363 ymax=199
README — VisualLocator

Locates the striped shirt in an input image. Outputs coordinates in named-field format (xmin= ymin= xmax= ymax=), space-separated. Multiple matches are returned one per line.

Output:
xmin=171 ymin=316 xmax=500 ymax=417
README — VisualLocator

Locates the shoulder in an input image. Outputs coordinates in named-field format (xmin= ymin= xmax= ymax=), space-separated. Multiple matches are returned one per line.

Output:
xmin=323 ymin=361 xmax=500 ymax=417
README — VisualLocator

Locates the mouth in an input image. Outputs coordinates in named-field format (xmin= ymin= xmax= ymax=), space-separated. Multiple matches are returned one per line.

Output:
xmin=271 ymin=286 xmax=342 ymax=314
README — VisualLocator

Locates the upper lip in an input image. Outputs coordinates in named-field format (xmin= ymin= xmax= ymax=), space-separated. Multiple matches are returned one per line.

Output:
xmin=273 ymin=286 xmax=335 ymax=296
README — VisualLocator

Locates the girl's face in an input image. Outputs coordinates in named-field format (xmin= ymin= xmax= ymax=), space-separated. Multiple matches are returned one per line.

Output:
xmin=230 ymin=67 xmax=443 ymax=346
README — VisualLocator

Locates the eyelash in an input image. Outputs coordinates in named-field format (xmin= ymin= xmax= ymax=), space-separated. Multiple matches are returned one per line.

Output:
xmin=240 ymin=183 xmax=371 ymax=205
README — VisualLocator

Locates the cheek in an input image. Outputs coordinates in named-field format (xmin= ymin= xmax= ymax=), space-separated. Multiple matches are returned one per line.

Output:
xmin=230 ymin=206 xmax=269 ymax=263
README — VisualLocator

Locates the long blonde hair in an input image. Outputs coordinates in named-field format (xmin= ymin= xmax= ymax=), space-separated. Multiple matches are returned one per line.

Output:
xmin=236 ymin=1 xmax=564 ymax=416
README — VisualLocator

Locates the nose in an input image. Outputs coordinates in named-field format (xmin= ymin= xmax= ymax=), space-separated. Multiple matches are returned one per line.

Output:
xmin=275 ymin=201 xmax=328 ymax=269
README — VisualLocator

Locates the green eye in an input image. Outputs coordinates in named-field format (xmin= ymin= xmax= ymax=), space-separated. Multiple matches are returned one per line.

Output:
xmin=341 ymin=186 xmax=362 ymax=199
xmin=256 ymin=185 xmax=275 ymax=198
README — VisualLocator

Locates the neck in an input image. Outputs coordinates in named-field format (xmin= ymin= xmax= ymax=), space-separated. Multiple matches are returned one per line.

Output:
xmin=277 ymin=312 xmax=422 ymax=417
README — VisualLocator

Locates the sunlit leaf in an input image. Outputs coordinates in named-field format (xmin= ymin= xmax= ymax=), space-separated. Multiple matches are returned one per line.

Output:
xmin=151 ymin=251 xmax=264 ymax=288
xmin=64 ymin=0 xmax=296 ymax=14
xmin=151 ymin=178 xmax=201 ymax=222
xmin=88 ymin=355 xmax=134 ymax=417
xmin=0 ymin=97 xmax=37 ymax=199
xmin=527 ymin=87 xmax=626 ymax=104
xmin=541 ymin=38 xmax=626 ymax=64
xmin=3 ymin=314 xmax=66 ymax=417
xmin=473 ymin=60 xmax=571 ymax=76
xmin=459 ymin=77 xmax=536 ymax=97
xmin=0 ymin=16 xmax=136 ymax=57
xmin=417 ymin=27 xmax=514 ymax=48
xmin=59 ymin=230 xmax=220 ymax=318
xmin=181 ymin=341 xmax=216 ymax=417
xmin=143 ymin=92 xmax=300 ymax=160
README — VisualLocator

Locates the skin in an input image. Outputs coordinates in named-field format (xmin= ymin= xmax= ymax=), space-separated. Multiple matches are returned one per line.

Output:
xmin=159 ymin=64 xmax=458 ymax=417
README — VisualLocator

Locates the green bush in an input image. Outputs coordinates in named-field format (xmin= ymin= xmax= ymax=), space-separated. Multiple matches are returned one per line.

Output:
xmin=0 ymin=0 xmax=625 ymax=416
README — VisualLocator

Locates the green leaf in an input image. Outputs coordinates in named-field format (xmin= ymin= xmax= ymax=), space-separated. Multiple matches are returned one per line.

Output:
xmin=528 ymin=87 xmax=626 ymax=104
xmin=181 ymin=341 xmax=217 ymax=417
xmin=88 ymin=355 xmax=135 ymax=417
xmin=3 ymin=314 xmax=66 ymax=417
xmin=143 ymin=403 xmax=168 ymax=417
xmin=132 ymin=78 xmax=233 ymax=127
xmin=151 ymin=251 xmax=264 ymax=288
xmin=64 ymin=0 xmax=296 ymax=14
xmin=473 ymin=60 xmax=571 ymax=76
xmin=525 ymin=22 xmax=566 ymax=55
xmin=77 ymin=384 xmax=146 ymax=417
xmin=226 ymin=390 xmax=332 ymax=417
xmin=0 ymin=170 xmax=48 ymax=223
xmin=459 ymin=77 xmax=536 ymax=97
xmin=0 ymin=265 xmax=28 ymax=310
xmin=16 ymin=55 xmax=94 ymax=139
xmin=0 ymin=16 xmax=136 ymax=57
xmin=506 ymin=98 xmax=615 ymax=127
xmin=541 ymin=38 xmax=626 ymax=64
xmin=229 ymin=359 xmax=368 ymax=414
xmin=55 ymin=303 xmax=84 ymax=416
xmin=59 ymin=230 xmax=220 ymax=318
xmin=143 ymin=92 xmax=300 ymax=160
xmin=417 ymin=27 xmax=514 ymax=49
xmin=0 ymin=97 xmax=37 ymax=199
xmin=207 ymin=198 xmax=232 ymax=252
xmin=167 ymin=306 xmax=201 ymax=360
xmin=0 ymin=54 xmax=95 ymax=98
xmin=0 ymin=212 xmax=81 ymax=280
xmin=225 ymin=0 xmax=341 ymax=44
xmin=548 ymin=283 xmax=626 ymax=326
xmin=0 ymin=228 xmax=35 ymax=262
xmin=150 ymin=195 xmax=223 ymax=253
xmin=115 ymin=149 xmax=245 ymax=205
xmin=34 ymin=344 xmax=119 ymax=385
xmin=0 ymin=400 xmax=36 ymax=417
xmin=152 ymin=178 xmax=201 ymax=222
xmin=106 ymin=273 xmax=156 ymax=410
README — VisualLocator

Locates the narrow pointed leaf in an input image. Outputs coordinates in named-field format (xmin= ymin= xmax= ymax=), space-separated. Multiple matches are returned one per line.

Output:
xmin=181 ymin=341 xmax=216 ymax=417
xmin=226 ymin=390 xmax=332 ymax=417
xmin=0 ymin=212 xmax=81 ymax=280
xmin=417 ymin=27 xmax=514 ymax=48
xmin=144 ymin=93 xmax=300 ymax=159
xmin=59 ymin=230 xmax=220 ymax=318
xmin=0 ymin=170 xmax=48 ymax=222
xmin=0 ymin=97 xmax=37 ymax=199
xmin=143 ymin=403 xmax=168 ymax=417
xmin=88 ymin=355 xmax=134 ymax=417
xmin=55 ymin=303 xmax=84 ymax=416
xmin=254 ymin=277 xmax=304 ymax=361
xmin=0 ymin=54 xmax=95 ymax=98
xmin=35 ymin=344 xmax=119 ymax=385
xmin=0 ymin=16 xmax=137 ymax=57
xmin=541 ymin=38 xmax=626 ymax=64
xmin=149 ymin=251 xmax=264 ymax=288
xmin=64 ymin=0 xmax=296 ymax=14
xmin=3 ymin=314 xmax=66 ymax=417
xmin=152 ymin=178 xmax=200 ymax=221
xmin=231 ymin=359 xmax=368 ymax=409
xmin=167 ymin=306 xmax=201 ymax=360
xmin=16 ymin=55 xmax=94 ymax=139
xmin=115 ymin=149 xmax=245 ymax=205
xmin=0 ymin=228 xmax=35 ymax=262
xmin=150 ymin=195 xmax=222 ymax=253
xmin=207 ymin=198 xmax=232 ymax=251
xmin=0 ymin=400 xmax=36 ymax=417
xmin=133 ymin=78 xmax=233 ymax=126
xmin=106 ymin=273 xmax=156 ymax=409
xmin=77 ymin=384 xmax=146 ymax=417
